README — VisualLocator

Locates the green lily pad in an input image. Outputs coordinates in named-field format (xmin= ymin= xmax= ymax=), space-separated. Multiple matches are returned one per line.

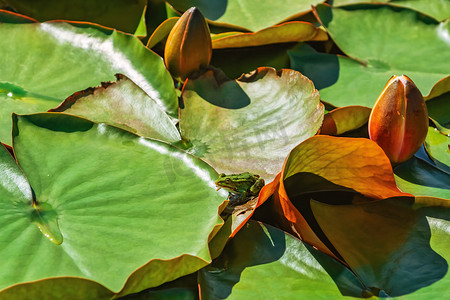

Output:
xmin=394 ymin=156 xmax=450 ymax=199
xmin=310 ymin=196 xmax=450 ymax=297
xmin=199 ymin=220 xmax=367 ymax=299
xmin=0 ymin=82 xmax=62 ymax=144
xmin=427 ymin=92 xmax=450 ymax=132
xmin=50 ymin=74 xmax=181 ymax=143
xmin=3 ymin=0 xmax=147 ymax=33
xmin=332 ymin=0 xmax=450 ymax=22
xmin=0 ymin=113 xmax=225 ymax=298
xmin=290 ymin=6 xmax=450 ymax=107
xmin=425 ymin=127 xmax=450 ymax=173
xmin=179 ymin=67 xmax=324 ymax=181
xmin=123 ymin=288 xmax=198 ymax=300
xmin=0 ymin=15 xmax=177 ymax=144
xmin=122 ymin=273 xmax=199 ymax=300
xmin=166 ymin=0 xmax=324 ymax=32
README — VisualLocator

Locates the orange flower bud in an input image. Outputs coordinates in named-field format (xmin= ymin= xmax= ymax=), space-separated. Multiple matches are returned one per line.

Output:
xmin=368 ymin=75 xmax=428 ymax=164
xmin=164 ymin=7 xmax=212 ymax=81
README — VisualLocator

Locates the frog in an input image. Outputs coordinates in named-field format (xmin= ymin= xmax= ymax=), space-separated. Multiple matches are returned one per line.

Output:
xmin=215 ymin=172 xmax=265 ymax=204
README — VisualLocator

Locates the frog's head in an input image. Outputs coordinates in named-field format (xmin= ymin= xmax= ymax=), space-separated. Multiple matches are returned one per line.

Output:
xmin=215 ymin=172 xmax=258 ymax=194
xmin=215 ymin=173 xmax=234 ymax=191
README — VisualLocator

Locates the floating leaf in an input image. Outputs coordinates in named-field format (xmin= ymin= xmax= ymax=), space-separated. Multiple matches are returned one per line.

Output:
xmin=147 ymin=17 xmax=179 ymax=48
xmin=311 ymin=196 xmax=450 ymax=297
xmin=50 ymin=74 xmax=181 ymax=143
xmin=199 ymin=221 xmax=367 ymax=299
xmin=284 ymin=135 xmax=409 ymax=199
xmin=395 ymin=156 xmax=450 ymax=199
xmin=211 ymin=43 xmax=293 ymax=79
xmin=424 ymin=76 xmax=450 ymax=101
xmin=3 ymin=0 xmax=147 ymax=33
xmin=276 ymin=136 xmax=411 ymax=260
xmin=179 ymin=67 xmax=324 ymax=181
xmin=123 ymin=273 xmax=199 ymax=300
xmin=0 ymin=113 xmax=225 ymax=298
xmin=290 ymin=6 xmax=450 ymax=107
xmin=166 ymin=0 xmax=324 ymax=31
xmin=427 ymin=92 xmax=450 ymax=132
xmin=212 ymin=21 xmax=318 ymax=49
xmin=320 ymin=105 xmax=371 ymax=135
xmin=332 ymin=0 xmax=450 ymax=22
xmin=0 ymin=14 xmax=177 ymax=143
xmin=425 ymin=127 xmax=450 ymax=173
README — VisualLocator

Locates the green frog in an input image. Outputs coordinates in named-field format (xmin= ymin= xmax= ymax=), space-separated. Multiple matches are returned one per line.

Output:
xmin=215 ymin=172 xmax=265 ymax=203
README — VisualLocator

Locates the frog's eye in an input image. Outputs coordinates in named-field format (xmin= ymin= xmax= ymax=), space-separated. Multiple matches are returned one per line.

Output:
xmin=225 ymin=178 xmax=231 ymax=184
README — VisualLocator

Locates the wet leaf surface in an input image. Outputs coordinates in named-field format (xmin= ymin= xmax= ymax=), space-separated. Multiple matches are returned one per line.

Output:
xmin=0 ymin=113 xmax=226 ymax=298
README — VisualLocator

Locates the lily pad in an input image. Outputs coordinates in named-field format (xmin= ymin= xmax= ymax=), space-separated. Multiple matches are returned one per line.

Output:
xmin=395 ymin=156 xmax=450 ymax=199
xmin=211 ymin=43 xmax=294 ymax=79
xmin=283 ymin=135 xmax=409 ymax=199
xmin=320 ymin=105 xmax=371 ymax=135
xmin=50 ymin=74 xmax=181 ymax=143
xmin=425 ymin=127 xmax=450 ymax=173
xmin=199 ymin=220 xmax=367 ymax=299
xmin=179 ymin=67 xmax=324 ymax=181
xmin=310 ymin=196 xmax=450 ymax=297
xmin=424 ymin=76 xmax=450 ymax=101
xmin=427 ymin=92 xmax=450 ymax=131
xmin=275 ymin=135 xmax=411 ymax=260
xmin=0 ymin=113 xmax=225 ymax=298
xmin=290 ymin=6 xmax=450 ymax=107
xmin=211 ymin=21 xmax=318 ymax=49
xmin=332 ymin=0 xmax=450 ymax=22
xmin=3 ymin=0 xmax=147 ymax=33
xmin=0 ymin=14 xmax=177 ymax=143
xmin=166 ymin=0 xmax=324 ymax=31
xmin=147 ymin=17 xmax=179 ymax=48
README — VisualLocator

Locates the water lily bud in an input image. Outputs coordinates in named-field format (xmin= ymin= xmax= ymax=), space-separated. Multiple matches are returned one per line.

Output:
xmin=164 ymin=7 xmax=212 ymax=81
xmin=368 ymin=75 xmax=428 ymax=164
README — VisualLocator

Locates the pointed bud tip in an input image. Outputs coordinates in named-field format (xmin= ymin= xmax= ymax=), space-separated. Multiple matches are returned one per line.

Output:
xmin=369 ymin=75 xmax=428 ymax=164
xmin=164 ymin=6 xmax=212 ymax=81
